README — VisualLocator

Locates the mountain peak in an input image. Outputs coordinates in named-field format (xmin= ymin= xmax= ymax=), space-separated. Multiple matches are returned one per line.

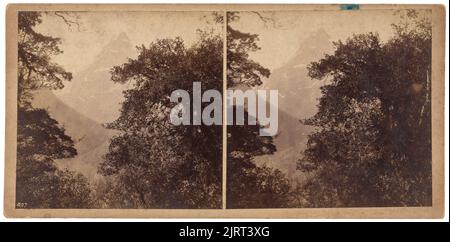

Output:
xmin=309 ymin=28 xmax=330 ymax=41
xmin=116 ymin=32 xmax=131 ymax=43
xmin=283 ymin=29 xmax=332 ymax=67
xmin=81 ymin=32 xmax=134 ymax=73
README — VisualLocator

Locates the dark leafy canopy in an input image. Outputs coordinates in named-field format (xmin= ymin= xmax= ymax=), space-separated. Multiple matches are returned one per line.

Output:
xmin=17 ymin=108 xmax=77 ymax=160
xmin=226 ymin=107 xmax=291 ymax=208
xmin=18 ymin=12 xmax=72 ymax=108
xmin=100 ymin=12 xmax=291 ymax=208
xmin=226 ymin=12 xmax=270 ymax=87
xmin=225 ymin=12 xmax=291 ymax=208
xmin=298 ymin=11 xmax=432 ymax=207
xmin=16 ymin=12 xmax=93 ymax=208
xmin=100 ymin=33 xmax=224 ymax=208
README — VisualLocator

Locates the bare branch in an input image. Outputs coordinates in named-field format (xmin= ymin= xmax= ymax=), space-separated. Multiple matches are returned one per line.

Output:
xmin=52 ymin=11 xmax=81 ymax=31
xmin=250 ymin=11 xmax=280 ymax=28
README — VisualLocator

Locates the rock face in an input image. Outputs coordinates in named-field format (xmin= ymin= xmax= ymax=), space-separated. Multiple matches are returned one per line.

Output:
xmin=32 ymin=89 xmax=114 ymax=180
xmin=255 ymin=29 xmax=333 ymax=180
xmin=32 ymin=33 xmax=135 ymax=180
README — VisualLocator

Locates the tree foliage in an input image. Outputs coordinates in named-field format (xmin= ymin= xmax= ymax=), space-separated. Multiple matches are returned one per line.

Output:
xmin=18 ymin=12 xmax=72 ymax=108
xmin=100 ymin=12 xmax=292 ymax=208
xmin=225 ymin=12 xmax=291 ymax=208
xmin=16 ymin=12 xmax=93 ymax=208
xmin=99 ymin=33 xmax=223 ymax=208
xmin=226 ymin=12 xmax=270 ymax=87
xmin=298 ymin=11 xmax=432 ymax=207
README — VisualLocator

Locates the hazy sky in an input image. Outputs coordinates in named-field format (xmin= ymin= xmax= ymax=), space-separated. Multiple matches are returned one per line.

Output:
xmin=231 ymin=10 xmax=409 ymax=71
xmin=35 ymin=9 xmax=427 ymax=75
xmin=36 ymin=11 xmax=222 ymax=73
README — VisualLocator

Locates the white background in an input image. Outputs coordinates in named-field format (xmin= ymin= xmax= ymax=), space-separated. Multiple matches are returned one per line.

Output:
xmin=1 ymin=0 xmax=448 ymax=222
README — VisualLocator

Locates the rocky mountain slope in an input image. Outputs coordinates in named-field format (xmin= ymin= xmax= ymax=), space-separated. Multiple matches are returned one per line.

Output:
xmin=32 ymin=33 xmax=135 ymax=180
xmin=255 ymin=29 xmax=333 ymax=181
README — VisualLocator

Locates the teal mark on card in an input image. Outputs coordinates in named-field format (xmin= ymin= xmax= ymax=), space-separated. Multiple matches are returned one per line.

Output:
xmin=340 ymin=4 xmax=360 ymax=10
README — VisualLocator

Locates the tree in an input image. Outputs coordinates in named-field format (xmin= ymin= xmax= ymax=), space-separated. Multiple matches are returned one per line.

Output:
xmin=226 ymin=108 xmax=291 ymax=208
xmin=18 ymin=12 xmax=72 ymax=108
xmin=99 ymin=34 xmax=224 ymax=208
xmin=225 ymin=12 xmax=292 ymax=208
xmin=99 ymin=12 xmax=292 ymax=208
xmin=297 ymin=10 xmax=432 ymax=207
xmin=16 ymin=12 xmax=93 ymax=208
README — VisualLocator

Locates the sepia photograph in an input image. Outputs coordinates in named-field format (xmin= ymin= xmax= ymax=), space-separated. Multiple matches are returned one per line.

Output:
xmin=226 ymin=9 xmax=435 ymax=208
xmin=15 ymin=10 xmax=224 ymax=209
xmin=3 ymin=3 xmax=446 ymax=219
